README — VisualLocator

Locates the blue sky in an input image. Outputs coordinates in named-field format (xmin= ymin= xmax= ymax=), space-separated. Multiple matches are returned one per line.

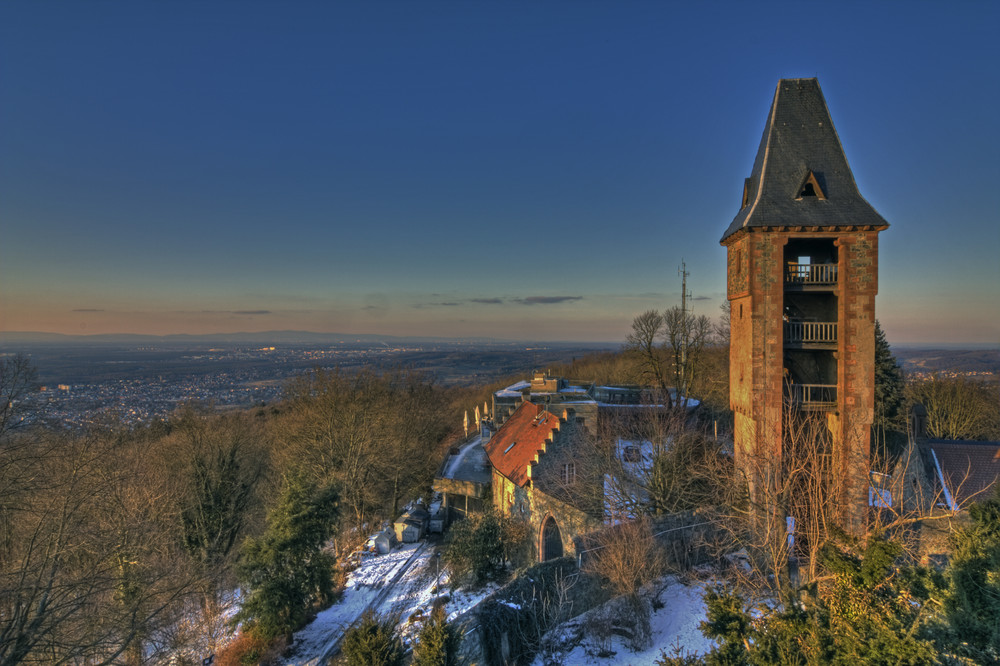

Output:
xmin=1 ymin=1 xmax=998 ymax=344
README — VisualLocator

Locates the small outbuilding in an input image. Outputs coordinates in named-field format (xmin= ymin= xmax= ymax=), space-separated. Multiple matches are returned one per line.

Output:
xmin=367 ymin=528 xmax=396 ymax=555
xmin=394 ymin=504 xmax=430 ymax=543
xmin=429 ymin=507 xmax=447 ymax=534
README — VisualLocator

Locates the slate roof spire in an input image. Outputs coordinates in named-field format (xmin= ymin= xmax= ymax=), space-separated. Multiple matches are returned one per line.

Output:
xmin=720 ymin=78 xmax=889 ymax=242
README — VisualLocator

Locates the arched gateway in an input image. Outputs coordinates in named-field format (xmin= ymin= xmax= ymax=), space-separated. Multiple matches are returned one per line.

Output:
xmin=540 ymin=515 xmax=563 ymax=561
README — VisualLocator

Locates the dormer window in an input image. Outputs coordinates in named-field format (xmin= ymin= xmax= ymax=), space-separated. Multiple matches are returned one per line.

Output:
xmin=796 ymin=171 xmax=826 ymax=200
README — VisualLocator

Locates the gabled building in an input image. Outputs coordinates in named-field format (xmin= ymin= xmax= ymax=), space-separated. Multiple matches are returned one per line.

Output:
xmin=722 ymin=78 xmax=889 ymax=533
xmin=434 ymin=371 xmax=674 ymax=561
xmin=484 ymin=400 xmax=602 ymax=561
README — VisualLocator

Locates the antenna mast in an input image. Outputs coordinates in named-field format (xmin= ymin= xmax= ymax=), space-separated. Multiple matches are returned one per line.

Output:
xmin=678 ymin=261 xmax=690 ymax=405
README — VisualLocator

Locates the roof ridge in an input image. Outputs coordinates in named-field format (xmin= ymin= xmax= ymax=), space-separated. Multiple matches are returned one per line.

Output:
xmin=741 ymin=80 xmax=781 ymax=231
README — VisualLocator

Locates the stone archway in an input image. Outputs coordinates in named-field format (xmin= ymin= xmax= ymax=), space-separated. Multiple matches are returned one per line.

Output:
xmin=540 ymin=515 xmax=563 ymax=561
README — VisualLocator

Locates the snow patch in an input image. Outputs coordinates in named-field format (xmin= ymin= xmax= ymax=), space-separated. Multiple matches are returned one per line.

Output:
xmin=532 ymin=578 xmax=714 ymax=666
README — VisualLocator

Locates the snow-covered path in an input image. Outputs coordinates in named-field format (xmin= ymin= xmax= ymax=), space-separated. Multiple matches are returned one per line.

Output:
xmin=281 ymin=541 xmax=496 ymax=665
xmin=281 ymin=539 xmax=713 ymax=666
xmin=442 ymin=435 xmax=482 ymax=479
xmin=281 ymin=543 xmax=424 ymax=665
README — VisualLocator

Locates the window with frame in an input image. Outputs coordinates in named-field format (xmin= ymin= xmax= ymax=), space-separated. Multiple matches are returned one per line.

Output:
xmin=560 ymin=462 xmax=576 ymax=485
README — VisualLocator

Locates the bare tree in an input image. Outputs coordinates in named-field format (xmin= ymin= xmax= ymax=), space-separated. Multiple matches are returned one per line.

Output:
xmin=714 ymin=300 xmax=731 ymax=347
xmin=663 ymin=307 xmax=713 ymax=409
xmin=276 ymin=368 xmax=451 ymax=542
xmin=625 ymin=308 xmax=714 ymax=410
xmin=713 ymin=397 xmax=966 ymax=596
xmin=625 ymin=310 xmax=671 ymax=401
xmin=0 ymin=427 xmax=195 ymax=664
xmin=582 ymin=516 xmax=665 ymax=597
xmin=0 ymin=354 xmax=37 ymax=440
xmin=159 ymin=409 xmax=269 ymax=613
xmin=581 ymin=517 xmax=665 ymax=650
xmin=906 ymin=374 xmax=1000 ymax=441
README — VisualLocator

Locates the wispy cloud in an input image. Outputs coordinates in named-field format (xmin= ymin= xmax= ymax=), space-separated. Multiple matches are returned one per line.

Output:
xmin=412 ymin=301 xmax=461 ymax=309
xmin=71 ymin=308 xmax=104 ymax=312
xmin=516 ymin=296 xmax=583 ymax=305
xmin=692 ymin=296 xmax=712 ymax=302
xmin=470 ymin=298 xmax=504 ymax=305
xmin=233 ymin=310 xmax=271 ymax=315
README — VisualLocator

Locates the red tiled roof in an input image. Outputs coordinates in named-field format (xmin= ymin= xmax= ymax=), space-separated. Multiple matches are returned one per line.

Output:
xmin=929 ymin=441 xmax=1000 ymax=507
xmin=484 ymin=401 xmax=560 ymax=487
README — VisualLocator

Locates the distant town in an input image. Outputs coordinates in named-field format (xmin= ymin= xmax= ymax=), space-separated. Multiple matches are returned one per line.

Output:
xmin=4 ymin=340 xmax=613 ymax=427
xmin=3 ymin=338 xmax=994 ymax=429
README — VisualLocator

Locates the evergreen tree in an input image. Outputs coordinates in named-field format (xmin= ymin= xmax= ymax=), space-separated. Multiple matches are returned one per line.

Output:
xmin=873 ymin=320 xmax=904 ymax=432
xmin=413 ymin=605 xmax=461 ymax=666
xmin=943 ymin=485 xmax=1000 ymax=663
xmin=341 ymin=610 xmax=404 ymax=666
xmin=443 ymin=509 xmax=528 ymax=585
xmin=661 ymin=537 xmax=940 ymax=665
xmin=233 ymin=473 xmax=339 ymax=642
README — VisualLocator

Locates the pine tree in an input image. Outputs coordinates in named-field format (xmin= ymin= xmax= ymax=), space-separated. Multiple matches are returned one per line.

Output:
xmin=943 ymin=485 xmax=1000 ymax=663
xmin=667 ymin=537 xmax=940 ymax=665
xmin=233 ymin=472 xmax=339 ymax=641
xmin=873 ymin=320 xmax=904 ymax=433
xmin=413 ymin=605 xmax=461 ymax=666
xmin=341 ymin=610 xmax=404 ymax=666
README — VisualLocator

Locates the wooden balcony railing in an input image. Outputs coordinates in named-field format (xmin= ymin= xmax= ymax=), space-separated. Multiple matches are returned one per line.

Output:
xmin=784 ymin=321 xmax=837 ymax=345
xmin=788 ymin=383 xmax=837 ymax=410
xmin=785 ymin=263 xmax=838 ymax=285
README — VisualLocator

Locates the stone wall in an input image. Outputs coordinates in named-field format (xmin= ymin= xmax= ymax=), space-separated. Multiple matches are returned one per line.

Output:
xmin=834 ymin=231 xmax=879 ymax=530
xmin=726 ymin=230 xmax=787 ymax=506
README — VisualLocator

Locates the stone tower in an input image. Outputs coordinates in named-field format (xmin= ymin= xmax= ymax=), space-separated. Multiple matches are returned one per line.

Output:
xmin=721 ymin=79 xmax=888 ymax=534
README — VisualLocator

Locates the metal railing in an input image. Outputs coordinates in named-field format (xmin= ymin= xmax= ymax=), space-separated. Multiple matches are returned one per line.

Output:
xmin=784 ymin=321 xmax=837 ymax=344
xmin=788 ymin=383 xmax=837 ymax=409
xmin=785 ymin=263 xmax=838 ymax=285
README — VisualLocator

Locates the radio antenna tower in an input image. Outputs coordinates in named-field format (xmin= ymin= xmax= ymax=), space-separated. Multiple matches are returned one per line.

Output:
xmin=678 ymin=260 xmax=691 ymax=406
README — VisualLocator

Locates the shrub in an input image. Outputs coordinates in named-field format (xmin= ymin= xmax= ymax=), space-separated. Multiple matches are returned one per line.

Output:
xmin=413 ymin=604 xmax=461 ymax=666
xmin=444 ymin=509 xmax=528 ymax=586
xmin=341 ymin=610 xmax=404 ymax=666
xmin=214 ymin=631 xmax=286 ymax=666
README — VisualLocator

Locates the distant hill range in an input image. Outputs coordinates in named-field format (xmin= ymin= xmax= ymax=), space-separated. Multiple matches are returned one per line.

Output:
xmin=895 ymin=347 xmax=1000 ymax=377
xmin=0 ymin=330 xmax=614 ymax=348
xmin=2 ymin=331 xmax=994 ymax=376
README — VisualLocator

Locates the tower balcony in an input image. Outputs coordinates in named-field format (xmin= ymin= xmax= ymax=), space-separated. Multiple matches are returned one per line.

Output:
xmin=785 ymin=263 xmax=838 ymax=290
xmin=784 ymin=320 xmax=837 ymax=349
xmin=787 ymin=383 xmax=837 ymax=411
